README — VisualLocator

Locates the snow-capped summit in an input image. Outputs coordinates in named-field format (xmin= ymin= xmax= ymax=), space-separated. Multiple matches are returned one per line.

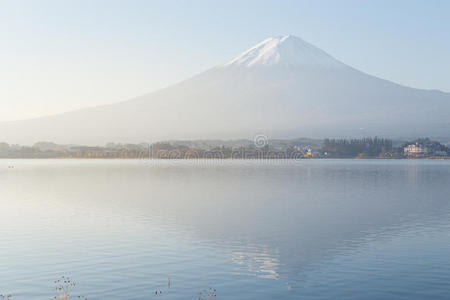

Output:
xmin=224 ymin=35 xmax=344 ymax=68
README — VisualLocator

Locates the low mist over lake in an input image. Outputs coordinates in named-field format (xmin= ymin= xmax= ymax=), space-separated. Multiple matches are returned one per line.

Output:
xmin=1 ymin=160 xmax=450 ymax=299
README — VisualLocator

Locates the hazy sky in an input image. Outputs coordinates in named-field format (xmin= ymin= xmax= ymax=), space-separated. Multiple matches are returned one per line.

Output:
xmin=1 ymin=0 xmax=449 ymax=121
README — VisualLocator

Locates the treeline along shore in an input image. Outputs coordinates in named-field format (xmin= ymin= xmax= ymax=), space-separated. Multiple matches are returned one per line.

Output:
xmin=0 ymin=138 xmax=449 ymax=159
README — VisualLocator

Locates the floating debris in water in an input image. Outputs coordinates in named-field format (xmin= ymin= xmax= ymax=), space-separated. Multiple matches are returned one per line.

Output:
xmin=198 ymin=287 xmax=216 ymax=300
xmin=54 ymin=276 xmax=86 ymax=300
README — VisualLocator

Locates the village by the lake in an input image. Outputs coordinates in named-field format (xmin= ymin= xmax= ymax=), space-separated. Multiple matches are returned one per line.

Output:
xmin=1 ymin=137 xmax=449 ymax=160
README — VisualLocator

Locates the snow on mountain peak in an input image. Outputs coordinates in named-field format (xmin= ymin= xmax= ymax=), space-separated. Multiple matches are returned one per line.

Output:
xmin=224 ymin=35 xmax=344 ymax=68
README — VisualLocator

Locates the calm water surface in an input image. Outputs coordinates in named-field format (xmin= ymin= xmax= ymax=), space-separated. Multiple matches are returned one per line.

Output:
xmin=1 ymin=159 xmax=450 ymax=299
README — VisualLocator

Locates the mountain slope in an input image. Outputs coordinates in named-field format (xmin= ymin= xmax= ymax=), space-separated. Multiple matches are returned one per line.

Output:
xmin=1 ymin=35 xmax=449 ymax=144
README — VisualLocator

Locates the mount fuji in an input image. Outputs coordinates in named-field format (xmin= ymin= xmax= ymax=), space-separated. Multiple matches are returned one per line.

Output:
xmin=1 ymin=35 xmax=449 ymax=144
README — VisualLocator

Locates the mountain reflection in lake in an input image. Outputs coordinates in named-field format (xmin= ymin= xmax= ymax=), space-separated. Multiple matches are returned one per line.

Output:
xmin=1 ymin=160 xmax=450 ymax=299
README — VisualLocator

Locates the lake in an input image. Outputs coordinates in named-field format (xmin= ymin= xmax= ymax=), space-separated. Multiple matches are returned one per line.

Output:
xmin=1 ymin=159 xmax=450 ymax=299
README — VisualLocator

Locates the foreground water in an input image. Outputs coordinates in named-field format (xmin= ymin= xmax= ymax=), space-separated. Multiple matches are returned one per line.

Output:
xmin=1 ymin=159 xmax=450 ymax=299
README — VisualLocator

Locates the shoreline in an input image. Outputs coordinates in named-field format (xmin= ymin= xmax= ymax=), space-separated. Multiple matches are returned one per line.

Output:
xmin=1 ymin=157 xmax=450 ymax=160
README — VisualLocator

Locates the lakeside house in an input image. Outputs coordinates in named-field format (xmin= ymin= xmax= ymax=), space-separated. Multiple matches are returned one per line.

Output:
xmin=403 ymin=143 xmax=429 ymax=157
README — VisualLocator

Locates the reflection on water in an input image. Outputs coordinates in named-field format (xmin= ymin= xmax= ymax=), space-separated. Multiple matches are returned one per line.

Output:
xmin=226 ymin=242 xmax=280 ymax=279
xmin=1 ymin=160 xmax=450 ymax=299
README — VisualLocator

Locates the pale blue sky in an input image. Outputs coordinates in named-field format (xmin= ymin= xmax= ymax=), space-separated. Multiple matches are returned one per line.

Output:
xmin=0 ymin=0 xmax=449 ymax=121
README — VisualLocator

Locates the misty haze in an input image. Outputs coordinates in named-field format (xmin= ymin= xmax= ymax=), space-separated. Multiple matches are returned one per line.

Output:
xmin=1 ymin=1 xmax=450 ymax=300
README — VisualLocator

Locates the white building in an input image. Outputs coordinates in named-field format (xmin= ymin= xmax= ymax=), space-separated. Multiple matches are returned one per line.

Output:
xmin=404 ymin=143 xmax=429 ymax=156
